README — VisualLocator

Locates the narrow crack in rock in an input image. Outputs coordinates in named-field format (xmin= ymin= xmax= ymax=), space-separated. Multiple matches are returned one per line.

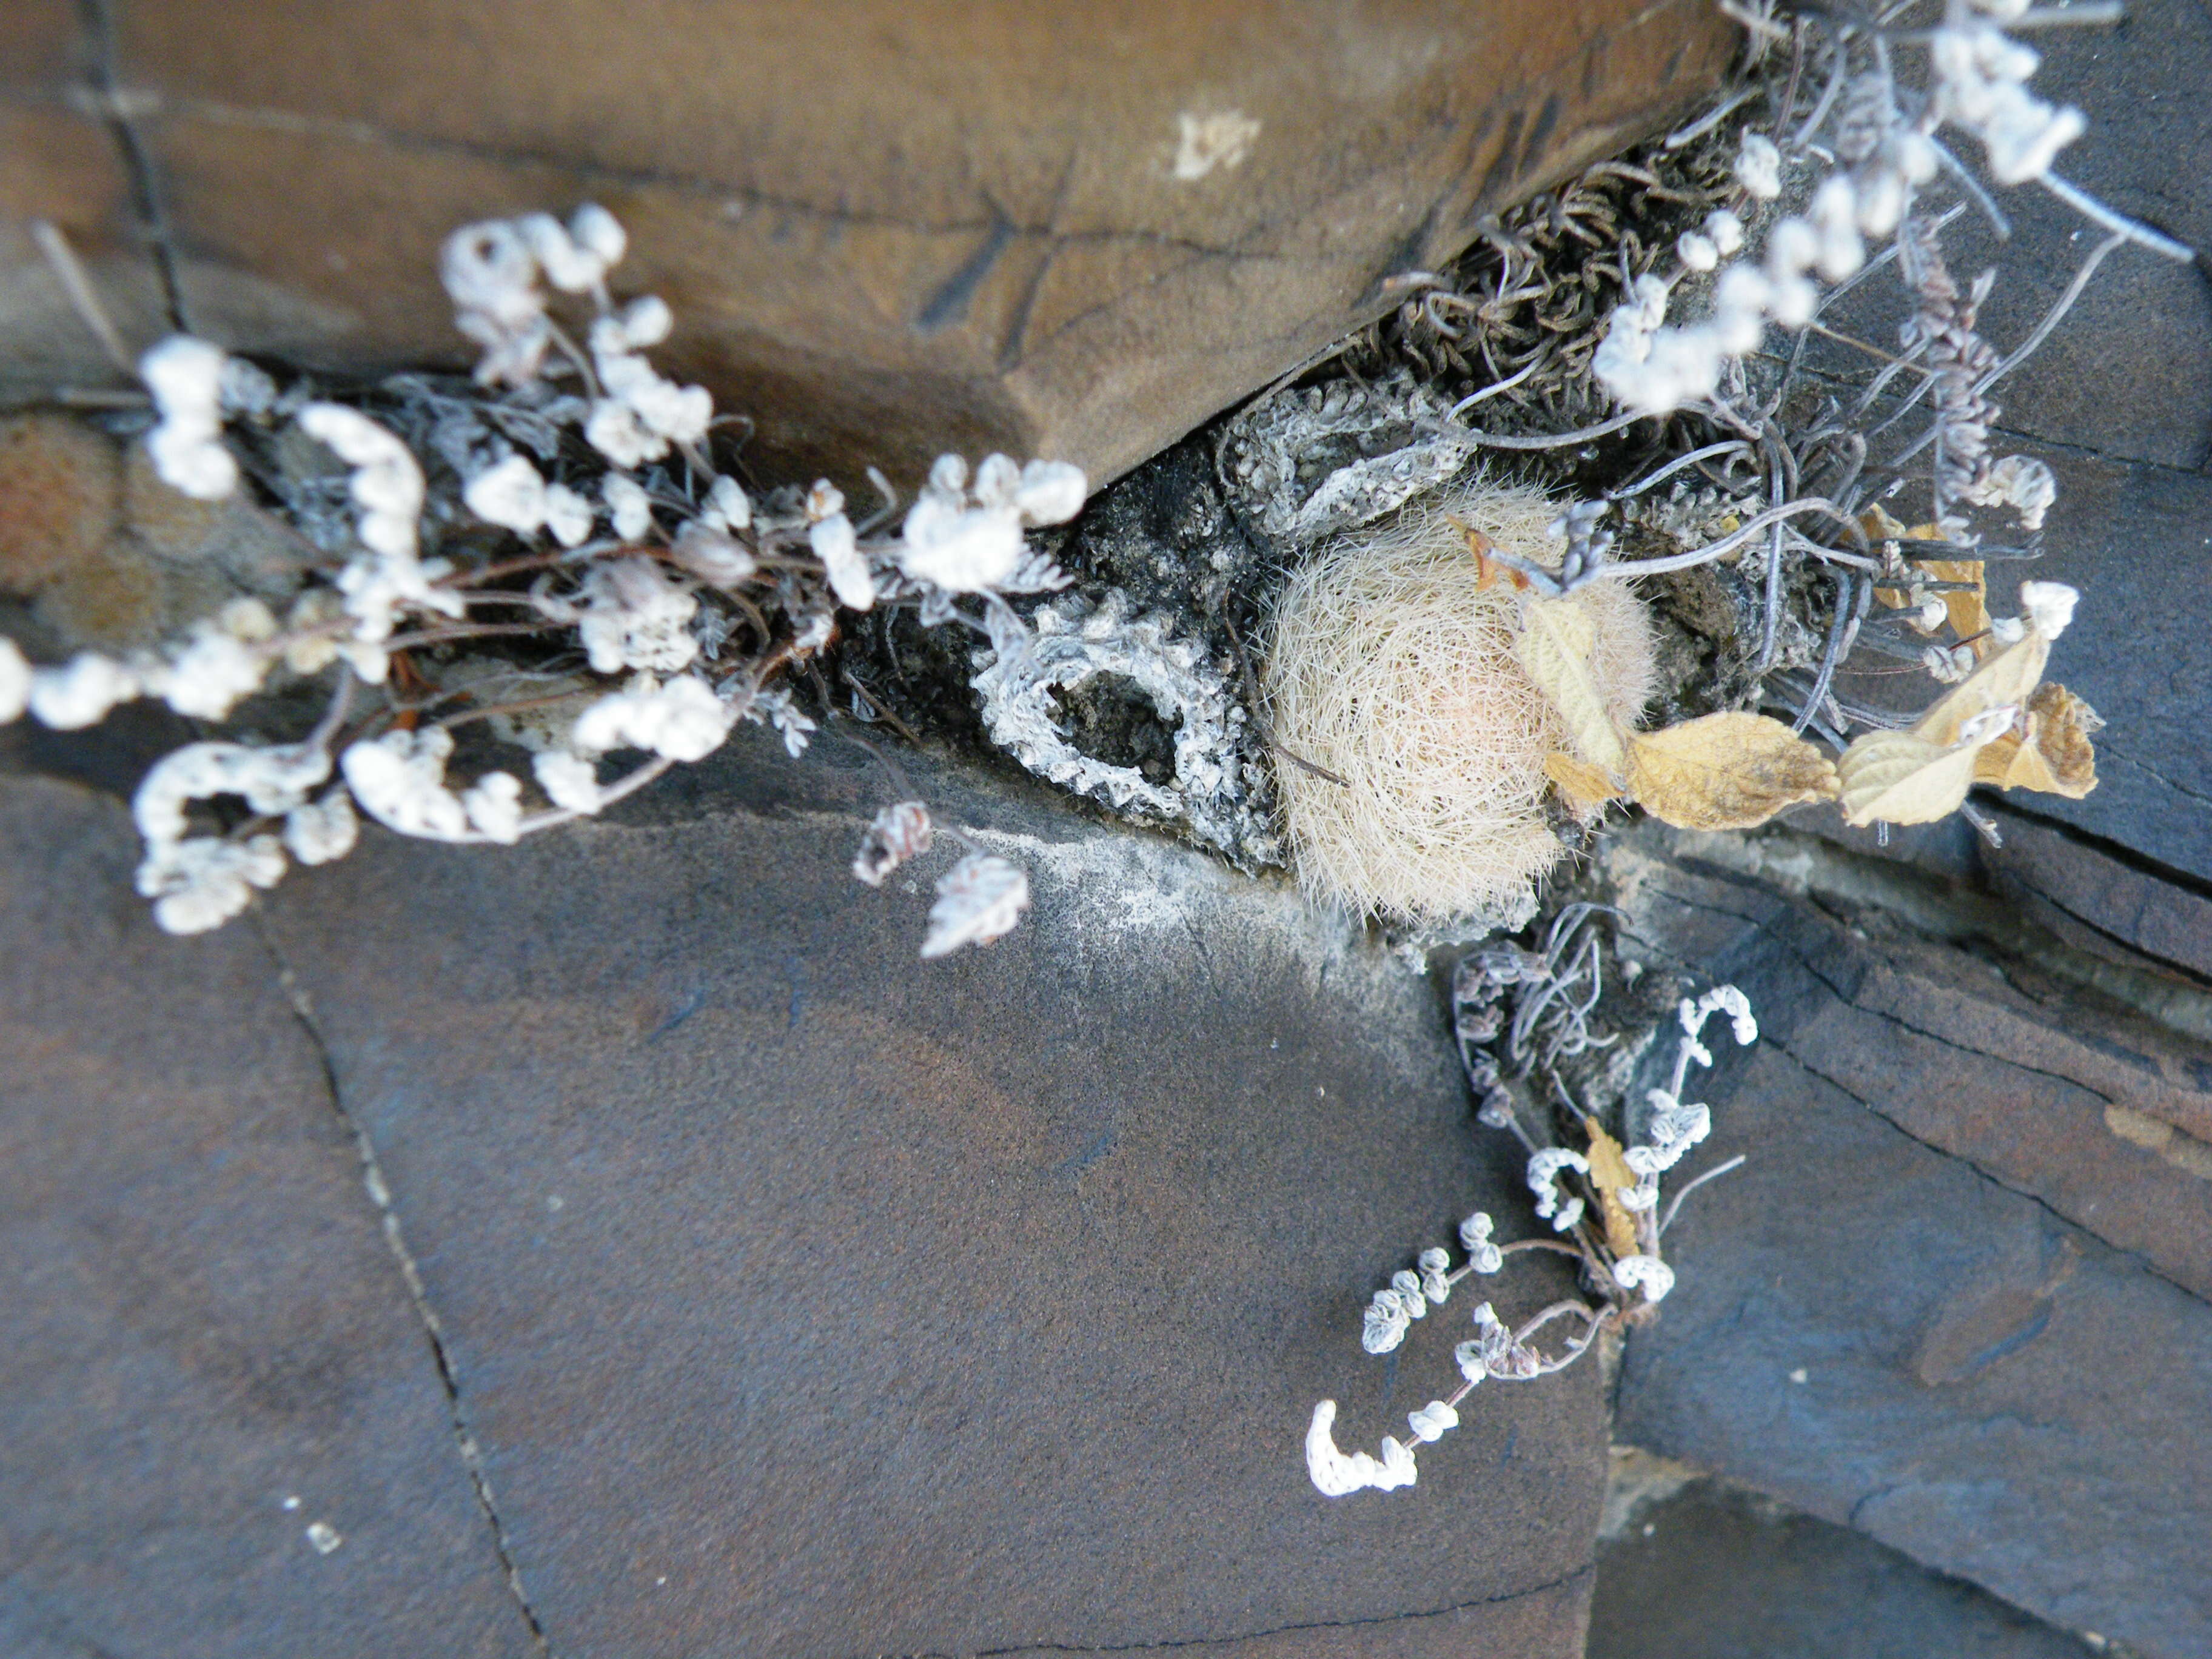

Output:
xmin=76 ymin=0 xmax=189 ymax=331
xmin=965 ymin=1560 xmax=1597 ymax=1657
xmin=249 ymin=915 xmax=554 ymax=1657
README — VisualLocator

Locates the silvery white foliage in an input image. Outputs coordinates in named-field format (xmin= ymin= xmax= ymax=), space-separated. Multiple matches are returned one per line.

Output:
xmin=1217 ymin=372 xmax=1466 ymax=546
xmin=1527 ymin=1147 xmax=1590 ymax=1232
xmin=443 ymin=219 xmax=556 ymax=386
xmin=533 ymin=749 xmax=606 ymax=814
xmin=1458 ymin=1210 xmax=1504 ymax=1274
xmin=575 ymin=557 xmax=700 ymax=675
xmin=1418 ymin=1245 xmax=1453 ymax=1305
xmin=140 ymin=335 xmax=238 ymax=500
xmin=26 ymin=652 xmax=139 ymax=729
xmin=971 ymin=589 xmax=1256 ymax=857
xmin=747 ymin=686 xmax=816 ymax=758
xmin=341 ymin=727 xmax=474 ymax=840
xmin=1406 ymin=1399 xmax=1460 ymax=1443
xmin=138 ymin=834 xmax=287 ymax=935
xmin=0 ymin=638 xmax=30 ymax=725
xmin=1611 ymin=1255 xmax=1675 ymax=1304
xmin=603 ymin=472 xmax=655 ymax=540
xmin=1312 ymin=977 xmax=1759 ymax=1498
xmin=571 ymin=672 xmax=736 ymax=762
xmin=1965 ymin=454 xmax=2057 ymax=531
xmin=897 ymin=452 xmax=1087 ymax=591
xmin=161 ymin=609 xmax=275 ymax=720
xmin=919 ymin=853 xmax=1030 ymax=959
xmin=2019 ymin=578 xmax=2077 ymax=640
xmin=1304 ymin=1401 xmax=1418 ymax=1496
xmin=284 ymin=791 xmax=360 ymax=865
xmin=1362 ymin=1288 xmax=1410 ymax=1355
xmin=805 ymin=480 xmax=874 ymax=611
xmin=1593 ymin=1 xmax=2114 ymax=421
xmin=851 ymin=800 xmax=933 ymax=888
xmin=130 ymin=739 xmax=333 ymax=934
xmin=5 ymin=204 xmax=1079 ymax=956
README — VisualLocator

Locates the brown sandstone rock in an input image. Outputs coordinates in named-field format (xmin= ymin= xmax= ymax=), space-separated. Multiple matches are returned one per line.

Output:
xmin=6 ymin=1 xmax=1734 ymax=489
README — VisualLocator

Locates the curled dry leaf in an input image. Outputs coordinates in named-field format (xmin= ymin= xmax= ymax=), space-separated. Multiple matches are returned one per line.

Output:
xmin=1544 ymin=751 xmax=1624 ymax=814
xmin=1516 ymin=595 xmax=1627 ymax=777
xmin=1583 ymin=1122 xmax=1641 ymax=1259
xmin=1974 ymin=682 xmax=2100 ymax=799
xmin=1838 ymin=709 xmax=2015 ymax=826
xmin=1622 ymin=712 xmax=1838 ymax=830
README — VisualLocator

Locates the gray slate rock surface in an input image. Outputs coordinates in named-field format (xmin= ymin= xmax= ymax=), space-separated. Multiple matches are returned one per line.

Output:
xmin=1606 ymin=833 xmax=2212 ymax=1659
xmin=0 ymin=777 xmax=537 ymax=1659
xmin=1590 ymin=1475 xmax=2099 ymax=1659
xmin=1 ymin=734 xmax=1605 ymax=1657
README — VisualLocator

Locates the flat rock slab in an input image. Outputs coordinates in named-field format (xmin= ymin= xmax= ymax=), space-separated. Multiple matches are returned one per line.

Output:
xmin=5 ymin=0 xmax=1731 ymax=485
xmin=0 ymin=776 xmax=535 ymax=1659
xmin=1590 ymin=1474 xmax=2097 ymax=1659
xmin=1607 ymin=833 xmax=2212 ymax=1659
xmin=153 ymin=734 xmax=1607 ymax=1658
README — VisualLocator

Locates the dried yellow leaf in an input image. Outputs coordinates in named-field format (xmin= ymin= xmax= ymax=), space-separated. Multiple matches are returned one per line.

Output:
xmin=1911 ymin=629 xmax=2050 ymax=746
xmin=1544 ymin=751 xmax=1623 ymax=813
xmin=1517 ymin=595 xmax=1627 ymax=776
xmin=1584 ymin=1123 xmax=1641 ymax=1259
xmin=1924 ymin=557 xmax=1989 ymax=645
xmin=1974 ymin=682 xmax=2100 ymax=799
xmin=1622 ymin=712 xmax=1839 ymax=830
xmin=1838 ymin=728 xmax=1986 ymax=825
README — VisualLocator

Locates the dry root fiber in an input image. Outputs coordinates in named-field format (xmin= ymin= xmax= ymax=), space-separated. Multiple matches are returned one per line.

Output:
xmin=1264 ymin=483 xmax=1655 ymax=923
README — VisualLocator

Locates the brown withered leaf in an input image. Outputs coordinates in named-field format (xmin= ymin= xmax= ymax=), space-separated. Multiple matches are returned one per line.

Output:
xmin=1974 ymin=682 xmax=2100 ymax=799
xmin=1517 ymin=594 xmax=1627 ymax=777
xmin=1544 ymin=751 xmax=1624 ymax=814
xmin=1912 ymin=628 xmax=2050 ymax=746
xmin=1838 ymin=728 xmax=1985 ymax=826
xmin=1622 ymin=712 xmax=1839 ymax=830
xmin=1584 ymin=1123 xmax=1641 ymax=1259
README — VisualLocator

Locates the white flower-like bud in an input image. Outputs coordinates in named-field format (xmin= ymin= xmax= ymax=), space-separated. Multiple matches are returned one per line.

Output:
xmin=1734 ymin=132 xmax=1783 ymax=199
xmin=1676 ymin=231 xmax=1719 ymax=272
xmin=603 ymin=474 xmax=655 ymax=541
xmin=1417 ymin=1245 xmax=1452 ymax=1305
xmin=705 ymin=474 xmax=751 ymax=532
xmin=28 ymin=652 xmax=139 ymax=729
xmin=1362 ymin=1294 xmax=1410 ymax=1355
xmin=1527 ymin=1147 xmax=1590 ymax=1229
xmin=1407 ymin=1399 xmax=1460 ymax=1443
xmin=1704 ymin=209 xmax=1744 ymax=256
xmin=341 ymin=727 xmax=470 ymax=840
xmin=1453 ymin=1340 xmax=1488 ymax=1385
xmin=1989 ymin=615 xmax=2026 ymax=645
xmin=461 ymin=771 xmax=526 ymax=843
xmin=1014 ymin=459 xmax=1087 ymax=525
xmin=671 ymin=521 xmax=757 ymax=588
xmin=284 ymin=791 xmax=359 ymax=865
xmin=464 ymin=454 xmax=550 ymax=534
xmin=139 ymin=335 xmax=238 ymax=500
xmin=532 ymin=749 xmax=605 ymax=814
xmin=544 ymin=483 xmax=594 ymax=549
xmin=809 ymin=511 xmax=874 ymax=611
xmin=162 ymin=625 xmax=269 ymax=720
xmin=2020 ymin=580 xmax=2078 ymax=640
xmin=852 ymin=800 xmax=934 ymax=888
xmin=0 ymin=637 xmax=31 ymax=725
xmin=1390 ymin=1269 xmax=1429 ymax=1320
xmin=1612 ymin=1255 xmax=1677 ymax=1303
xmin=572 ymin=672 xmax=736 ymax=762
